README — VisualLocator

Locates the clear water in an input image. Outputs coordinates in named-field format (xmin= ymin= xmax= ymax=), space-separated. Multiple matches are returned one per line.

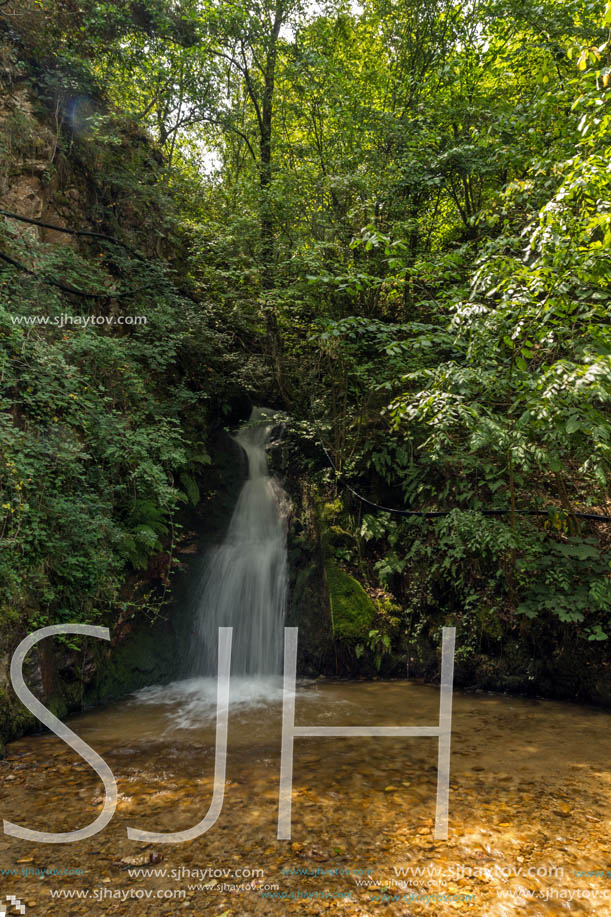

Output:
xmin=3 ymin=683 xmax=611 ymax=914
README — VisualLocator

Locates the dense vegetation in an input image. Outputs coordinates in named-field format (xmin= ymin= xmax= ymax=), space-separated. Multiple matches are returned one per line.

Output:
xmin=1 ymin=0 xmax=610 ymax=698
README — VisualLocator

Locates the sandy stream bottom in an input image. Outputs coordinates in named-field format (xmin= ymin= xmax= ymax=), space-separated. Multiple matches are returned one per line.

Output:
xmin=0 ymin=680 xmax=609 ymax=916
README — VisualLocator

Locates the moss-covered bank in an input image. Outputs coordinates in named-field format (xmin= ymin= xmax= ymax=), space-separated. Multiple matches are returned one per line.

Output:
xmin=0 ymin=427 xmax=246 ymax=751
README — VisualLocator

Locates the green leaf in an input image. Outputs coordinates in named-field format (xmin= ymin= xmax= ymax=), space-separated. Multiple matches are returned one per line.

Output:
xmin=179 ymin=472 xmax=200 ymax=506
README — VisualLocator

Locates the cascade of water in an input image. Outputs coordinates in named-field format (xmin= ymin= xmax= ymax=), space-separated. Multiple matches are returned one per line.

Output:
xmin=192 ymin=407 xmax=288 ymax=676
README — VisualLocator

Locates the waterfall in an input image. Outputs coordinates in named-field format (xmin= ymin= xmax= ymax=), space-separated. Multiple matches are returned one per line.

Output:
xmin=192 ymin=407 xmax=289 ymax=676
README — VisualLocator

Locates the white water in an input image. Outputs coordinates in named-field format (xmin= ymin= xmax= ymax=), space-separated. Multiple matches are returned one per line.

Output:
xmin=132 ymin=675 xmax=291 ymax=731
xmin=192 ymin=406 xmax=289 ymax=677
xmin=130 ymin=408 xmax=291 ymax=730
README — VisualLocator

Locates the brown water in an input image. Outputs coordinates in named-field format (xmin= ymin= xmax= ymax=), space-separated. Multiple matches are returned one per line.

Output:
xmin=0 ymin=678 xmax=609 ymax=916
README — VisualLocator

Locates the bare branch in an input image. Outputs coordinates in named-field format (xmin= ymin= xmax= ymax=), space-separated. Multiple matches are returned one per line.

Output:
xmin=0 ymin=249 xmax=155 ymax=299
xmin=239 ymin=40 xmax=264 ymax=133
xmin=0 ymin=209 xmax=146 ymax=259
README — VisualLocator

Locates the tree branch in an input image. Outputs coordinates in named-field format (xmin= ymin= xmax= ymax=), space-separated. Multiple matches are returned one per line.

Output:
xmin=203 ymin=117 xmax=258 ymax=162
xmin=239 ymin=40 xmax=264 ymax=134
xmin=0 ymin=209 xmax=146 ymax=260
xmin=0 ymin=250 xmax=154 ymax=299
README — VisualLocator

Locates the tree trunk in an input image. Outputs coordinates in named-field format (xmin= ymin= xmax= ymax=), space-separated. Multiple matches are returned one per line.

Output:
xmin=259 ymin=2 xmax=285 ymax=395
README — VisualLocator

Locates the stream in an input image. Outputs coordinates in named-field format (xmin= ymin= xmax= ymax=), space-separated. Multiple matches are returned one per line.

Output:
xmin=1 ymin=683 xmax=610 ymax=915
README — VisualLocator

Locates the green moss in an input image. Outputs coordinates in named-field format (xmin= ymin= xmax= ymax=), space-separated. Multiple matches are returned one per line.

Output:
xmin=0 ymin=687 xmax=37 ymax=753
xmin=85 ymin=623 xmax=180 ymax=705
xmin=325 ymin=563 xmax=376 ymax=641
xmin=47 ymin=697 xmax=69 ymax=721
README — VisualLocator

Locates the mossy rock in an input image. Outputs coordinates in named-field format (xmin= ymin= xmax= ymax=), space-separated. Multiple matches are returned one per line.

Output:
xmin=325 ymin=563 xmax=376 ymax=641
xmin=0 ymin=686 xmax=36 ymax=750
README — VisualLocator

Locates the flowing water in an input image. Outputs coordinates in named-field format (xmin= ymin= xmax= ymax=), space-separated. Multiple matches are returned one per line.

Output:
xmin=192 ymin=406 xmax=288 ymax=677
xmin=1 ymin=411 xmax=610 ymax=914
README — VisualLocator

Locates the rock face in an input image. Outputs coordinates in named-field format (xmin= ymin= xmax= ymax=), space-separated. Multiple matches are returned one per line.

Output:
xmin=0 ymin=82 xmax=78 ymax=244
xmin=272 ymin=429 xmax=377 ymax=677
xmin=0 ymin=569 xmax=184 ymax=753
xmin=0 ymin=88 xmax=43 ymax=214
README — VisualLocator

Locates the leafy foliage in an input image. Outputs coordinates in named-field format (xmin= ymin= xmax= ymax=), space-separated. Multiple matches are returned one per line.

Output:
xmin=2 ymin=0 xmax=611 ymax=679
